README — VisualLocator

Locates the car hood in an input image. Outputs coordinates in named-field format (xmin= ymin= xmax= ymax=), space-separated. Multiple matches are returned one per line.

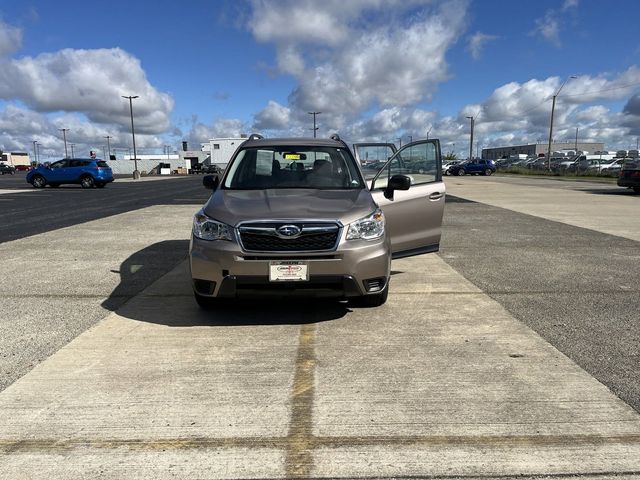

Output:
xmin=203 ymin=188 xmax=377 ymax=226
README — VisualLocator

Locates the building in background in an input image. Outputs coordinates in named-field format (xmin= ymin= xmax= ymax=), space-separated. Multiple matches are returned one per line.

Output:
xmin=201 ymin=136 xmax=248 ymax=169
xmin=482 ymin=142 xmax=605 ymax=160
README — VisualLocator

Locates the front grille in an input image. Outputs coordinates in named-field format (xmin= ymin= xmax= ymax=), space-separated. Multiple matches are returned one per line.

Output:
xmin=238 ymin=222 xmax=340 ymax=252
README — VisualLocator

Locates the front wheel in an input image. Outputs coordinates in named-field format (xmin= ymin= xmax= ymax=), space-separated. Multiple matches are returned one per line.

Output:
xmin=31 ymin=175 xmax=46 ymax=188
xmin=80 ymin=175 xmax=95 ymax=188
xmin=484 ymin=169 xmax=493 ymax=176
xmin=457 ymin=169 xmax=466 ymax=176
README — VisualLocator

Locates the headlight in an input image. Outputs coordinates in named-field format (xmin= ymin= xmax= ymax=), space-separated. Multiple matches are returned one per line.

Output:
xmin=346 ymin=209 xmax=385 ymax=240
xmin=192 ymin=210 xmax=234 ymax=241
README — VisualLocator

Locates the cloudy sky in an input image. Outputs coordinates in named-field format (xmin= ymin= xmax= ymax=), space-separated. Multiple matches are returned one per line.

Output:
xmin=1 ymin=0 xmax=640 ymax=159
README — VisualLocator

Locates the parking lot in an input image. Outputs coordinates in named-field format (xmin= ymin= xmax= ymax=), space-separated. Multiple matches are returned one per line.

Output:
xmin=0 ymin=173 xmax=639 ymax=478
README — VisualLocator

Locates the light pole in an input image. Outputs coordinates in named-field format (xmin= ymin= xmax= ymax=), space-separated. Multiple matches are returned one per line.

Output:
xmin=408 ymin=135 xmax=413 ymax=144
xmin=575 ymin=127 xmax=579 ymax=152
xmin=466 ymin=116 xmax=475 ymax=160
xmin=165 ymin=145 xmax=171 ymax=161
xmin=426 ymin=125 xmax=432 ymax=141
xmin=59 ymin=128 xmax=69 ymax=158
xmin=104 ymin=135 xmax=112 ymax=160
xmin=122 ymin=95 xmax=140 ymax=179
xmin=397 ymin=138 xmax=402 ymax=148
xmin=547 ymin=75 xmax=577 ymax=170
xmin=70 ymin=143 xmax=75 ymax=158
xmin=32 ymin=141 xmax=38 ymax=165
xmin=308 ymin=111 xmax=321 ymax=138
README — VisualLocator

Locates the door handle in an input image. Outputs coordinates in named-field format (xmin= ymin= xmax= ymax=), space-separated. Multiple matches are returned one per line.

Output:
xmin=429 ymin=192 xmax=444 ymax=201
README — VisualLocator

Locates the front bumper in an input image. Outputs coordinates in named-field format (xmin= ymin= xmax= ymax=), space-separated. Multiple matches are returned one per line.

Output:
xmin=190 ymin=235 xmax=391 ymax=299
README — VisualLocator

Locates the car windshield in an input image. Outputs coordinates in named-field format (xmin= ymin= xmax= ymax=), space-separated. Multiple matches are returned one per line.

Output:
xmin=223 ymin=146 xmax=364 ymax=190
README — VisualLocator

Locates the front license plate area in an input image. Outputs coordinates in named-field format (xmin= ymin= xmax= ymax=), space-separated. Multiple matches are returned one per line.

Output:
xmin=269 ymin=261 xmax=309 ymax=282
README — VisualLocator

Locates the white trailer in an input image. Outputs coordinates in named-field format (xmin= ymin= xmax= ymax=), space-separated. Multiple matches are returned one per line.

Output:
xmin=203 ymin=137 xmax=248 ymax=169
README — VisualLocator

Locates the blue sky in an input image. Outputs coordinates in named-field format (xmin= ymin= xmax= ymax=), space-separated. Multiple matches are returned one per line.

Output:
xmin=2 ymin=0 xmax=640 ymax=159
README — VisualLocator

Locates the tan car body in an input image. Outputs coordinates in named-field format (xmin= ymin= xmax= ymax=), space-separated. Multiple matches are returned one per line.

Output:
xmin=189 ymin=136 xmax=445 ymax=306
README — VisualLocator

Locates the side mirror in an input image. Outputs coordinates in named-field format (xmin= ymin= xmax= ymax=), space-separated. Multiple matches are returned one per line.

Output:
xmin=203 ymin=175 xmax=219 ymax=190
xmin=384 ymin=174 xmax=411 ymax=199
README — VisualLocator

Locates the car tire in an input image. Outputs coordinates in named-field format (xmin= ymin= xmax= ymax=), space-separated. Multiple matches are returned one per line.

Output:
xmin=351 ymin=283 xmax=389 ymax=308
xmin=484 ymin=169 xmax=493 ymax=176
xmin=80 ymin=175 xmax=95 ymax=188
xmin=31 ymin=175 xmax=46 ymax=188
xmin=457 ymin=169 xmax=465 ymax=176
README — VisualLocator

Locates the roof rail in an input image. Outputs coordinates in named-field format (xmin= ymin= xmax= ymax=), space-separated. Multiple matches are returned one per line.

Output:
xmin=248 ymin=133 xmax=264 ymax=141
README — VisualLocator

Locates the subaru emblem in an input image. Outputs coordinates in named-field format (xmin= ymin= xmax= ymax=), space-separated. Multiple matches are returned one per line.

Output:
xmin=277 ymin=224 xmax=301 ymax=238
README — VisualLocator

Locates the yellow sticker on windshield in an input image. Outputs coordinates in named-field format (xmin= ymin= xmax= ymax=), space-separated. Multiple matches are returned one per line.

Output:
xmin=284 ymin=154 xmax=300 ymax=160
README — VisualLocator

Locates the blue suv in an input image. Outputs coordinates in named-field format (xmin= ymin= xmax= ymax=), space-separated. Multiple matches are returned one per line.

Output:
xmin=27 ymin=158 xmax=114 ymax=188
xmin=449 ymin=159 xmax=496 ymax=176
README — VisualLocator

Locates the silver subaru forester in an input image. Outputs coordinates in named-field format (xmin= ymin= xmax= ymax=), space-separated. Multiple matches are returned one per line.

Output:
xmin=190 ymin=134 xmax=445 ymax=307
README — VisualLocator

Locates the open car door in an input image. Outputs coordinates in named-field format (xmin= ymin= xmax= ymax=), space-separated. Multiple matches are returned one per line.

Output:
xmin=370 ymin=139 xmax=445 ymax=259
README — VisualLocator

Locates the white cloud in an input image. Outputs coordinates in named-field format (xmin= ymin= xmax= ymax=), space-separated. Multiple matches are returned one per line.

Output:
xmin=530 ymin=0 xmax=578 ymax=47
xmin=0 ymin=20 xmax=22 ymax=57
xmin=249 ymin=0 xmax=468 ymax=130
xmin=0 ymin=46 xmax=173 ymax=134
xmin=467 ymin=32 xmax=498 ymax=60
xmin=253 ymin=101 xmax=291 ymax=130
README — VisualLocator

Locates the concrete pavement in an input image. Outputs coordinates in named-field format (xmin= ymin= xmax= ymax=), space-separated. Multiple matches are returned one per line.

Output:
xmin=1 ymin=230 xmax=639 ymax=477
xmin=444 ymin=175 xmax=640 ymax=241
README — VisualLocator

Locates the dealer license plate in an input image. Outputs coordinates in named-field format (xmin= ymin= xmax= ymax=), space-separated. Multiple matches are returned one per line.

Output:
xmin=269 ymin=261 xmax=309 ymax=282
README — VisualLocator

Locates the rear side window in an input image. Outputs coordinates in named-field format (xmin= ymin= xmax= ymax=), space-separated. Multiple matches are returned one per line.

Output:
xmin=97 ymin=161 xmax=109 ymax=168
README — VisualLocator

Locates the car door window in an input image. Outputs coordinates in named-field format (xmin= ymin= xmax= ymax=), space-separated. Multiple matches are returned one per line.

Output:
xmin=50 ymin=160 xmax=69 ymax=169
xmin=371 ymin=141 xmax=438 ymax=190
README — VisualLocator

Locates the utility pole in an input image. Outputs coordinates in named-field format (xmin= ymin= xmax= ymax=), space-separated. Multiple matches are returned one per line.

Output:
xmin=59 ymin=128 xmax=69 ymax=158
xmin=426 ymin=125 xmax=432 ymax=141
xmin=466 ymin=116 xmax=475 ymax=160
xmin=122 ymin=95 xmax=140 ymax=179
xmin=104 ymin=135 xmax=112 ymax=160
xmin=575 ymin=127 xmax=579 ymax=152
xmin=308 ymin=111 xmax=321 ymax=138
xmin=397 ymin=138 xmax=402 ymax=148
xmin=70 ymin=143 xmax=75 ymax=158
xmin=32 ymin=141 xmax=38 ymax=165
xmin=547 ymin=75 xmax=577 ymax=170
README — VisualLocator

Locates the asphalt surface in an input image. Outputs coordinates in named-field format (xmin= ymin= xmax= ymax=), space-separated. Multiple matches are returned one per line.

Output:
xmin=0 ymin=173 xmax=210 ymax=244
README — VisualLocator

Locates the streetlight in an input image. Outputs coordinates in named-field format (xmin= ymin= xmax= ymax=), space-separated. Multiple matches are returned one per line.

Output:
xmin=397 ymin=137 xmax=402 ymax=148
xmin=408 ymin=135 xmax=413 ymax=144
xmin=104 ymin=135 xmax=112 ymax=160
xmin=426 ymin=125 xmax=432 ymax=141
xmin=70 ymin=143 xmax=75 ymax=158
xmin=308 ymin=111 xmax=321 ymax=138
xmin=122 ymin=95 xmax=140 ymax=179
xmin=59 ymin=128 xmax=69 ymax=158
xmin=547 ymin=75 xmax=577 ymax=170
xmin=466 ymin=116 xmax=475 ymax=160
xmin=32 ymin=141 xmax=38 ymax=165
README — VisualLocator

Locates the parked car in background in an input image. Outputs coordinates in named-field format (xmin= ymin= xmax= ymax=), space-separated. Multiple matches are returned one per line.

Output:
xmin=449 ymin=159 xmax=496 ymax=176
xmin=14 ymin=165 xmax=33 ymax=172
xmin=26 ymin=158 xmax=114 ymax=188
xmin=617 ymin=161 xmax=640 ymax=193
xmin=0 ymin=164 xmax=16 ymax=175
xmin=443 ymin=160 xmax=461 ymax=175
xmin=202 ymin=164 xmax=222 ymax=175
xmin=600 ymin=158 xmax=626 ymax=176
